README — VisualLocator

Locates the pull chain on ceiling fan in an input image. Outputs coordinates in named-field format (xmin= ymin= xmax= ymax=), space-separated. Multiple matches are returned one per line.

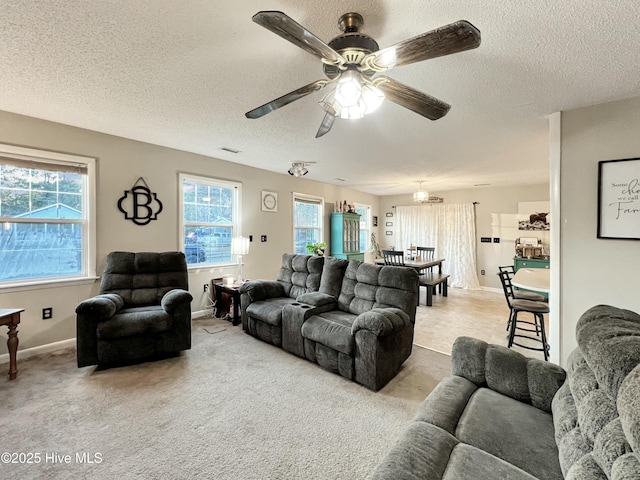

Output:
xmin=245 ymin=11 xmax=481 ymax=138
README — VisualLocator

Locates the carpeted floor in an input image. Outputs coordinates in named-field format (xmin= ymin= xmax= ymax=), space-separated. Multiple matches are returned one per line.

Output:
xmin=3 ymin=317 xmax=451 ymax=480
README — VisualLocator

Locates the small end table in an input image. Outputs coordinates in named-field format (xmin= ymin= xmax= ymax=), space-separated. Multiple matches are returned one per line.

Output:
xmin=215 ymin=283 xmax=242 ymax=326
xmin=1 ymin=308 xmax=24 ymax=380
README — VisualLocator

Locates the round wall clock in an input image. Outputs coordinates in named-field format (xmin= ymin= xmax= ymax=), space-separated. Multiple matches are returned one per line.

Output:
xmin=261 ymin=190 xmax=278 ymax=212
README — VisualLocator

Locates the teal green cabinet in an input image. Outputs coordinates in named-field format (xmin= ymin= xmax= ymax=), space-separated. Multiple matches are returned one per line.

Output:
xmin=330 ymin=213 xmax=364 ymax=261
xmin=514 ymin=257 xmax=550 ymax=271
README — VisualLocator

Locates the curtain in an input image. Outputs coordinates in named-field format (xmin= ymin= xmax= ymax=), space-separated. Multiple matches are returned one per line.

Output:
xmin=396 ymin=203 xmax=480 ymax=289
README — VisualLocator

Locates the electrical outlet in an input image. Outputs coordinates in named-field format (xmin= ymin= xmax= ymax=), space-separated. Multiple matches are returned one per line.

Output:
xmin=249 ymin=235 xmax=253 ymax=242
xmin=493 ymin=237 xmax=500 ymax=243
xmin=203 ymin=283 xmax=209 ymax=293
xmin=42 ymin=307 xmax=53 ymax=320
xmin=261 ymin=235 xmax=267 ymax=242
xmin=480 ymin=269 xmax=485 ymax=275
xmin=480 ymin=237 xmax=491 ymax=243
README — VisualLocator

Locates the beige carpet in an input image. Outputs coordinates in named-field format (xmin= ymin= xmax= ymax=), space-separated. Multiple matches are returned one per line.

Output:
xmin=3 ymin=317 xmax=451 ymax=480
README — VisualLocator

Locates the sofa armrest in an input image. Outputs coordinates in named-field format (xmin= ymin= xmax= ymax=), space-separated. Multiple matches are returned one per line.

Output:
xmin=451 ymin=336 xmax=566 ymax=413
xmin=351 ymin=308 xmax=410 ymax=337
xmin=161 ymin=289 xmax=193 ymax=313
xmin=295 ymin=292 xmax=337 ymax=308
xmin=75 ymin=293 xmax=124 ymax=321
xmin=238 ymin=280 xmax=285 ymax=302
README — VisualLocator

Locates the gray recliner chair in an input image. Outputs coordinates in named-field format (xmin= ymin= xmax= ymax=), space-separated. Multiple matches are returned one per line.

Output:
xmin=76 ymin=251 xmax=193 ymax=368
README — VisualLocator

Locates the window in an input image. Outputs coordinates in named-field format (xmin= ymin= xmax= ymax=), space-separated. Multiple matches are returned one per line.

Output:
xmin=179 ymin=173 xmax=240 ymax=266
xmin=293 ymin=193 xmax=324 ymax=254
xmin=355 ymin=203 xmax=371 ymax=252
xmin=0 ymin=144 xmax=96 ymax=286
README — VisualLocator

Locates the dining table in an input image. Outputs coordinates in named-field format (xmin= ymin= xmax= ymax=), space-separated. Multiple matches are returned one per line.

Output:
xmin=374 ymin=257 xmax=445 ymax=275
xmin=511 ymin=268 xmax=550 ymax=293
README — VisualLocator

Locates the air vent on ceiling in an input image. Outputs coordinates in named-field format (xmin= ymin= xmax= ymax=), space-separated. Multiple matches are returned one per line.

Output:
xmin=221 ymin=147 xmax=241 ymax=154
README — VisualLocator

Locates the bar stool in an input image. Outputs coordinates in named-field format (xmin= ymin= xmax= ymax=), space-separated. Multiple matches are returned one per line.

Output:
xmin=498 ymin=265 xmax=546 ymax=302
xmin=498 ymin=270 xmax=550 ymax=361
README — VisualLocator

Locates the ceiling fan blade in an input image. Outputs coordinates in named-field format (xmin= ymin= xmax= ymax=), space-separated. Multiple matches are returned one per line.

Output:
xmin=252 ymin=11 xmax=345 ymax=65
xmin=315 ymin=113 xmax=336 ymax=138
xmin=374 ymin=76 xmax=451 ymax=120
xmin=245 ymin=80 xmax=329 ymax=119
xmin=363 ymin=20 xmax=480 ymax=71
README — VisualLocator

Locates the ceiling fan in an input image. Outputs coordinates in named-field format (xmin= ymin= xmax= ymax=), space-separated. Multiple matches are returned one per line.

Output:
xmin=245 ymin=11 xmax=481 ymax=138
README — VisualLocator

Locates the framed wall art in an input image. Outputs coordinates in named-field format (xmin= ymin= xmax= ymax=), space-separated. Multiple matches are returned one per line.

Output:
xmin=597 ymin=157 xmax=640 ymax=240
xmin=261 ymin=190 xmax=278 ymax=212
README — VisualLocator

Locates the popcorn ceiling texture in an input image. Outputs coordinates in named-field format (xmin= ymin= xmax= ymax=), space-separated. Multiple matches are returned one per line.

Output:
xmin=1 ymin=1 xmax=639 ymax=193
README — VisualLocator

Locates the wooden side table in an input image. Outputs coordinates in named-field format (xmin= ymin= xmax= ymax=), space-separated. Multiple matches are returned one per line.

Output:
xmin=0 ymin=308 xmax=23 ymax=380
xmin=214 ymin=283 xmax=241 ymax=326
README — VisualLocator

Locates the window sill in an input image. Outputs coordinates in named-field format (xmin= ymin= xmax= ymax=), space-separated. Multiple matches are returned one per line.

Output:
xmin=187 ymin=262 xmax=237 ymax=272
xmin=0 ymin=276 xmax=100 ymax=293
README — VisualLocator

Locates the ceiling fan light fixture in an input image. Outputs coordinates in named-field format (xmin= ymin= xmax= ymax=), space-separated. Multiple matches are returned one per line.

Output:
xmin=413 ymin=182 xmax=429 ymax=203
xmin=319 ymin=76 xmax=385 ymax=120
xmin=360 ymin=83 xmax=385 ymax=114
xmin=334 ymin=70 xmax=362 ymax=107
xmin=288 ymin=162 xmax=309 ymax=177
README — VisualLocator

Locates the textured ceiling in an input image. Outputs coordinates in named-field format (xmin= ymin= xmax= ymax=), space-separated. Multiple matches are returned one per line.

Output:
xmin=1 ymin=1 xmax=640 ymax=195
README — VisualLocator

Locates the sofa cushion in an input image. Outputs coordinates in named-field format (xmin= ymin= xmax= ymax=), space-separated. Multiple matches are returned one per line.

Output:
xmin=337 ymin=260 xmax=418 ymax=317
xmin=301 ymin=311 xmax=356 ymax=355
xmin=96 ymin=306 xmax=172 ymax=339
xmin=455 ymin=388 xmax=563 ymax=480
xmin=412 ymin=375 xmax=479 ymax=435
xmin=319 ymin=256 xmax=348 ymax=298
xmin=100 ymin=251 xmax=188 ymax=307
xmin=276 ymin=253 xmax=324 ymax=299
xmin=552 ymin=306 xmax=640 ymax=479
xmin=576 ymin=304 xmax=640 ymax=401
xmin=246 ymin=297 xmax=298 ymax=326
xmin=368 ymin=422 xmax=459 ymax=480
xmin=442 ymin=443 xmax=538 ymax=480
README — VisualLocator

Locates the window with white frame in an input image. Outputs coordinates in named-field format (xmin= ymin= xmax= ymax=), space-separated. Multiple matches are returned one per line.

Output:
xmin=179 ymin=173 xmax=240 ymax=266
xmin=293 ymin=193 xmax=324 ymax=254
xmin=355 ymin=203 xmax=371 ymax=252
xmin=0 ymin=145 xmax=96 ymax=285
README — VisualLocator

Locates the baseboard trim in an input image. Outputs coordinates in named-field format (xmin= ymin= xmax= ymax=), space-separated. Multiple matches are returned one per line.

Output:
xmin=480 ymin=286 xmax=502 ymax=294
xmin=0 ymin=338 xmax=76 ymax=365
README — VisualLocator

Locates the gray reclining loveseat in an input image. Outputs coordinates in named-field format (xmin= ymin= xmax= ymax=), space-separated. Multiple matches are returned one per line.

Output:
xmin=239 ymin=253 xmax=419 ymax=391
xmin=369 ymin=304 xmax=640 ymax=479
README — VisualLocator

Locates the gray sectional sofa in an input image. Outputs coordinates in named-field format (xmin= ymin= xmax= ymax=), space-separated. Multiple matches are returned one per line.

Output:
xmin=369 ymin=304 xmax=640 ymax=479
xmin=239 ymin=253 xmax=419 ymax=390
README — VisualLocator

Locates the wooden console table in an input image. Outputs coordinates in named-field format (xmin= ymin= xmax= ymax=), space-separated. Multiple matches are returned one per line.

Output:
xmin=1 ymin=308 xmax=23 ymax=380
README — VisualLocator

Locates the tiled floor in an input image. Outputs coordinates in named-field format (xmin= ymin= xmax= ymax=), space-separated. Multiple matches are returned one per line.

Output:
xmin=413 ymin=286 xmax=550 ymax=361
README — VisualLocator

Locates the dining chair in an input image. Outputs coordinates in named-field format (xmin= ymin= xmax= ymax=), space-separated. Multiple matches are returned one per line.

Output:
xmin=415 ymin=246 xmax=435 ymax=272
xmin=382 ymin=249 xmax=405 ymax=266
xmin=498 ymin=265 xmax=546 ymax=302
xmin=497 ymin=270 xmax=550 ymax=361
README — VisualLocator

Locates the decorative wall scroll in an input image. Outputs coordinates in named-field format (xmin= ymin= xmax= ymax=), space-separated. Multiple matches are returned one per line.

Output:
xmin=598 ymin=157 xmax=640 ymax=240
xmin=117 ymin=177 xmax=163 ymax=226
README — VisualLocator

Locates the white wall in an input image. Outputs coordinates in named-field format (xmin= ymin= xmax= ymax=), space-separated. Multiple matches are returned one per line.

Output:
xmin=559 ymin=95 xmax=640 ymax=365
xmin=0 ymin=110 xmax=380 ymax=354
xmin=378 ymin=184 xmax=550 ymax=289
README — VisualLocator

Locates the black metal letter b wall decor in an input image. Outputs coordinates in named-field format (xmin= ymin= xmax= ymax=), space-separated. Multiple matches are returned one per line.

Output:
xmin=117 ymin=177 xmax=164 ymax=226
